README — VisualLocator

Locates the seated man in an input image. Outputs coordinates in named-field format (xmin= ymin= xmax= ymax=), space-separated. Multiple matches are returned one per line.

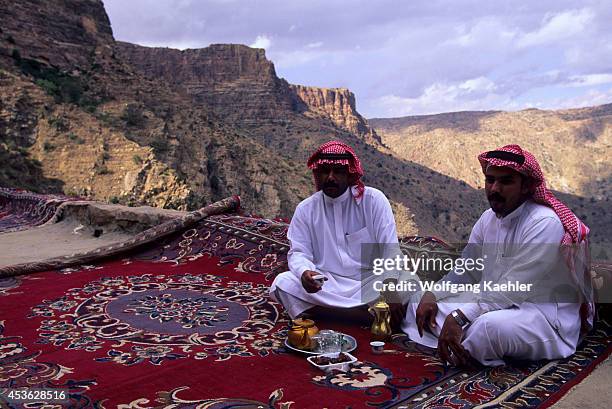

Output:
xmin=402 ymin=144 xmax=592 ymax=366
xmin=270 ymin=141 xmax=407 ymax=325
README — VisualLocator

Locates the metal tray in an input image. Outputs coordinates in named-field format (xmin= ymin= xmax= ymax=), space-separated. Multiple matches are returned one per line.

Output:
xmin=284 ymin=333 xmax=357 ymax=355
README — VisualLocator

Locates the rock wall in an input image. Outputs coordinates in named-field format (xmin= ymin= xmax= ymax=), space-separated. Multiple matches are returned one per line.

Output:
xmin=0 ymin=0 xmax=310 ymax=216
xmin=0 ymin=0 xmax=113 ymax=71
xmin=115 ymin=42 xmax=298 ymax=123
xmin=290 ymin=84 xmax=381 ymax=144
xmin=115 ymin=42 xmax=381 ymax=143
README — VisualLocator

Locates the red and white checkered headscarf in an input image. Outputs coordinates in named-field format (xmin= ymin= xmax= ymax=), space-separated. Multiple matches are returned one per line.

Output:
xmin=307 ymin=141 xmax=365 ymax=199
xmin=478 ymin=144 xmax=589 ymax=245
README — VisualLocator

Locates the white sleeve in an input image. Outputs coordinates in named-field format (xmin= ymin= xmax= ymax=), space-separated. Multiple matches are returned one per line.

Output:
xmin=460 ymin=216 xmax=565 ymax=322
xmin=287 ymin=204 xmax=317 ymax=279
xmin=371 ymin=191 xmax=403 ymax=281
xmin=431 ymin=214 xmax=485 ymax=301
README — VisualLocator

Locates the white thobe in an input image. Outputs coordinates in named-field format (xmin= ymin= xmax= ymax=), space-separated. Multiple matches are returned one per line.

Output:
xmin=270 ymin=186 xmax=403 ymax=318
xmin=402 ymin=200 xmax=581 ymax=366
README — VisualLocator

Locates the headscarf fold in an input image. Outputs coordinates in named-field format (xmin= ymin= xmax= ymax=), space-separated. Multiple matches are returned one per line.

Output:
xmin=478 ymin=144 xmax=588 ymax=245
xmin=479 ymin=144 xmax=594 ymax=334
xmin=307 ymin=141 xmax=365 ymax=199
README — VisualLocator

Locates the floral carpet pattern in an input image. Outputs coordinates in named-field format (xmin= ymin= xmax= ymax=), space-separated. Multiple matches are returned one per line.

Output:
xmin=28 ymin=271 xmax=282 ymax=365
xmin=0 ymin=195 xmax=610 ymax=408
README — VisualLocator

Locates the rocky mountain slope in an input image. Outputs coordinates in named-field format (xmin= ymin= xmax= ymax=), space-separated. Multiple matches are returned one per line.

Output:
xmin=0 ymin=0 xmax=608 ymax=242
xmin=370 ymin=108 xmax=611 ymax=241
xmin=370 ymin=107 xmax=611 ymax=199
xmin=0 ymin=0 xmax=310 ymax=215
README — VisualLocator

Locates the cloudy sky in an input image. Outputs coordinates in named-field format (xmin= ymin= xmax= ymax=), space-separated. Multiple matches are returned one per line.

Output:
xmin=103 ymin=0 xmax=612 ymax=118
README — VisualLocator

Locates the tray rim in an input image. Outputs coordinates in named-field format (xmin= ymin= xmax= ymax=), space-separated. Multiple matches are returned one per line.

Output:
xmin=284 ymin=332 xmax=357 ymax=355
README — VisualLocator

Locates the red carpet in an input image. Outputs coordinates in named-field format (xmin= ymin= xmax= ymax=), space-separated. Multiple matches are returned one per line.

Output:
xmin=0 ymin=203 xmax=610 ymax=408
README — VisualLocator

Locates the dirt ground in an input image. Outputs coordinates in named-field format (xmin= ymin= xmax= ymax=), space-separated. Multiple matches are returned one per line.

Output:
xmin=551 ymin=357 xmax=611 ymax=408
xmin=0 ymin=202 xmax=185 ymax=268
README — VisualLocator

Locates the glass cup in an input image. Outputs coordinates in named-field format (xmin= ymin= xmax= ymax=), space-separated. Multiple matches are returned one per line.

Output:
xmin=314 ymin=330 xmax=344 ymax=355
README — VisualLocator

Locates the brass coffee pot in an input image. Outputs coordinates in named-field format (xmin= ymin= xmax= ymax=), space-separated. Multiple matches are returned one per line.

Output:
xmin=369 ymin=298 xmax=391 ymax=341
xmin=287 ymin=318 xmax=319 ymax=350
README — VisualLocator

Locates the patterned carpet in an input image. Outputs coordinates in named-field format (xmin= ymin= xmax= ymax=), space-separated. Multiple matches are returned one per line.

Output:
xmin=0 ymin=188 xmax=80 ymax=233
xmin=0 ymin=198 xmax=610 ymax=408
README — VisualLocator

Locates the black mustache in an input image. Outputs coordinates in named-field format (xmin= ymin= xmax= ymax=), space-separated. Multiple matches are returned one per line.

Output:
xmin=323 ymin=182 xmax=339 ymax=189
xmin=488 ymin=193 xmax=504 ymax=202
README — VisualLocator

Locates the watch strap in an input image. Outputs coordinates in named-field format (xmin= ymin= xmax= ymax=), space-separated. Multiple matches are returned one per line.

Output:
xmin=451 ymin=309 xmax=469 ymax=328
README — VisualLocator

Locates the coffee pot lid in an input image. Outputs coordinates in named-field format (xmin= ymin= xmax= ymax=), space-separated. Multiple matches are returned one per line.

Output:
xmin=292 ymin=318 xmax=315 ymax=328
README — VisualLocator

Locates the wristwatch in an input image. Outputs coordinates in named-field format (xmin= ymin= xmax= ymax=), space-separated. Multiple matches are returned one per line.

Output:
xmin=450 ymin=309 xmax=470 ymax=328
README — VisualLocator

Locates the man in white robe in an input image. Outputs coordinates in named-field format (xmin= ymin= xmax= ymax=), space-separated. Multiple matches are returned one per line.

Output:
xmin=270 ymin=141 xmax=408 ymax=325
xmin=402 ymin=144 xmax=592 ymax=366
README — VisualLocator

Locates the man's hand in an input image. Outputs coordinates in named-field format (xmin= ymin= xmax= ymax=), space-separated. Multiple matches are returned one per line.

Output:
xmin=388 ymin=303 xmax=406 ymax=329
xmin=301 ymin=270 xmax=323 ymax=293
xmin=437 ymin=313 xmax=470 ymax=366
xmin=415 ymin=291 xmax=438 ymax=337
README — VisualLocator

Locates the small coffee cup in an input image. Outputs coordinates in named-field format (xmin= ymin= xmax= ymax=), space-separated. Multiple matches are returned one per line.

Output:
xmin=370 ymin=341 xmax=385 ymax=354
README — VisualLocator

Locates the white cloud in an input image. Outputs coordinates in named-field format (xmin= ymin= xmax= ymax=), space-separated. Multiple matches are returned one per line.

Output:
xmin=449 ymin=18 xmax=517 ymax=47
xmin=272 ymin=50 xmax=325 ymax=68
xmin=550 ymin=88 xmax=612 ymax=109
xmin=372 ymin=77 xmax=514 ymax=116
xmin=372 ymin=80 xmax=612 ymax=117
xmin=565 ymin=74 xmax=612 ymax=87
xmin=136 ymin=39 xmax=206 ymax=50
xmin=250 ymin=34 xmax=271 ymax=49
xmin=459 ymin=77 xmax=497 ymax=93
xmin=518 ymin=8 xmax=594 ymax=48
xmin=271 ymin=47 xmax=354 ymax=70
xmin=307 ymin=41 xmax=323 ymax=48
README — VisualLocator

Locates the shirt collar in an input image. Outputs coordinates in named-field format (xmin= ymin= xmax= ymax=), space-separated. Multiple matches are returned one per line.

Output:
xmin=498 ymin=200 xmax=529 ymax=224
xmin=323 ymin=185 xmax=353 ymax=205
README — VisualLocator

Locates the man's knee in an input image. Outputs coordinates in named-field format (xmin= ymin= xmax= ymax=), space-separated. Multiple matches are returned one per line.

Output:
xmin=465 ymin=309 xmax=553 ymax=362
xmin=464 ymin=311 xmax=521 ymax=361
xmin=470 ymin=313 xmax=515 ymax=343
xmin=271 ymin=271 xmax=293 ymax=285
xmin=270 ymin=272 xmax=300 ymax=295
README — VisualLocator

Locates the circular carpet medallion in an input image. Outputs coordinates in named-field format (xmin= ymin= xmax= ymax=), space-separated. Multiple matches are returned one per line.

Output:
xmin=29 ymin=273 xmax=286 ymax=364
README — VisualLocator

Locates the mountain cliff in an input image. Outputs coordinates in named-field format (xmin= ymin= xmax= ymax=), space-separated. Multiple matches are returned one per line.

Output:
xmin=289 ymin=84 xmax=381 ymax=145
xmin=115 ymin=42 xmax=380 ymax=144
xmin=115 ymin=42 xmax=297 ymax=123
xmin=0 ymin=0 xmax=114 ymax=71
